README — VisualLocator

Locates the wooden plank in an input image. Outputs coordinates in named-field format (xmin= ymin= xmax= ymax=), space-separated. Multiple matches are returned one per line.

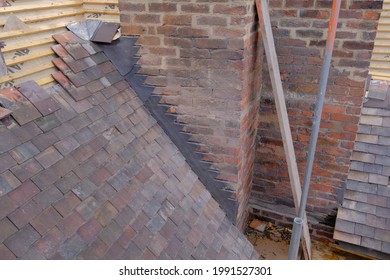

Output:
xmin=37 ymin=75 xmax=55 ymax=86
xmin=1 ymin=37 xmax=55 ymax=54
xmin=0 ymin=1 xmax=83 ymax=14
xmin=255 ymin=0 xmax=311 ymax=259
xmin=0 ymin=9 xmax=84 ymax=26
xmin=5 ymin=49 xmax=54 ymax=66
xmin=0 ymin=62 xmax=54 ymax=84
xmin=83 ymin=0 xmax=118 ymax=4
xmin=0 ymin=22 xmax=68 ymax=40
xmin=83 ymin=9 xmax=119 ymax=15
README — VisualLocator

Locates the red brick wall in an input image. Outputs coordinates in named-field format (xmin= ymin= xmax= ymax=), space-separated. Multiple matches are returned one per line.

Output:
xmin=119 ymin=0 xmax=262 ymax=227
xmin=250 ymin=0 xmax=382 ymax=240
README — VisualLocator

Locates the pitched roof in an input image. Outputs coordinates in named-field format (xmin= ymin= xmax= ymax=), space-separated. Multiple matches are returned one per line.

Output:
xmin=0 ymin=31 xmax=258 ymax=260
xmin=334 ymin=79 xmax=390 ymax=256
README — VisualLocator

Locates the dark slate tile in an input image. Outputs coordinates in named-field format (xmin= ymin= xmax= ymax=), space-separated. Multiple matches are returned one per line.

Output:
xmin=72 ymin=179 xmax=97 ymax=200
xmin=16 ymin=81 xmax=61 ymax=116
xmin=0 ymin=130 xmax=21 ymax=153
xmin=35 ymin=147 xmax=63 ymax=169
xmin=7 ymin=200 xmax=43 ymax=229
xmin=0 ymin=87 xmax=42 ymax=125
xmin=31 ymin=131 xmax=59 ymax=152
xmin=11 ymin=158 xmax=43 ymax=182
xmin=8 ymin=180 xmax=40 ymax=206
xmin=382 ymin=242 xmax=390 ymax=254
xmin=10 ymin=121 xmax=42 ymax=142
xmin=0 ymin=153 xmax=16 ymax=174
xmin=67 ymin=72 xmax=91 ymax=88
xmin=355 ymin=223 xmax=375 ymax=238
xmin=56 ymin=234 xmax=87 ymax=259
xmin=0 ymin=217 xmax=18 ymax=243
xmin=65 ymin=43 xmax=90 ymax=60
xmin=30 ymin=207 xmax=62 ymax=235
xmin=0 ymin=244 xmax=16 ymax=259
xmin=9 ymin=142 xmax=40 ymax=164
xmin=4 ymin=224 xmax=40 ymax=257
xmin=34 ymin=114 xmax=62 ymax=133
xmin=377 ymin=206 xmax=390 ymax=218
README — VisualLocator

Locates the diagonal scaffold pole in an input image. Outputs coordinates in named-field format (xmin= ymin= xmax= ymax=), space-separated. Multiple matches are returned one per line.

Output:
xmin=288 ymin=0 xmax=342 ymax=260
xmin=255 ymin=0 xmax=311 ymax=259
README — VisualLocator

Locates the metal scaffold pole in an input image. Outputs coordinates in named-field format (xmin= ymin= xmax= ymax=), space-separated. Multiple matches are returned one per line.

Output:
xmin=288 ymin=0 xmax=342 ymax=260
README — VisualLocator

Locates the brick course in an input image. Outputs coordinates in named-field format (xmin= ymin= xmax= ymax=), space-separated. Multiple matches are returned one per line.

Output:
xmin=119 ymin=0 xmax=262 ymax=227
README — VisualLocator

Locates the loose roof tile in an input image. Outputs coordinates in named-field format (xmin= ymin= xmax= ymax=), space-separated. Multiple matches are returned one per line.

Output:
xmin=0 ymin=87 xmax=42 ymax=126
xmin=0 ymin=31 xmax=258 ymax=260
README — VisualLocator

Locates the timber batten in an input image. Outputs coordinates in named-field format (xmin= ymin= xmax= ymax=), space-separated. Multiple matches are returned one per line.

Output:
xmin=0 ymin=0 xmax=119 ymax=89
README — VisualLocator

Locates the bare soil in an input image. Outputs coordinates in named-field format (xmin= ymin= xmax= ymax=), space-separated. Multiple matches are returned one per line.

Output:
xmin=246 ymin=220 xmax=366 ymax=260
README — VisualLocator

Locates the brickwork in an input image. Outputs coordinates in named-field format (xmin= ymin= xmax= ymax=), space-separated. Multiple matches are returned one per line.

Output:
xmin=119 ymin=0 xmax=262 ymax=226
xmin=250 ymin=0 xmax=382 ymax=239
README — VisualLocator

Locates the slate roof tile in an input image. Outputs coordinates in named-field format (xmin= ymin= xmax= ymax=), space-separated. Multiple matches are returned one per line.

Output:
xmin=0 ymin=86 xmax=42 ymax=126
xmin=0 ymin=31 xmax=258 ymax=260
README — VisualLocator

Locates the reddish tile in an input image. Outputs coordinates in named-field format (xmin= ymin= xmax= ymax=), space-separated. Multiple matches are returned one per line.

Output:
xmin=33 ymin=186 xmax=63 ymax=209
xmin=52 ymin=71 xmax=73 ymax=91
xmin=148 ymin=233 xmax=168 ymax=256
xmin=8 ymin=200 xmax=43 ymax=229
xmin=10 ymin=158 xmax=43 ymax=182
xmin=53 ymin=192 xmax=81 ymax=217
xmin=31 ymin=131 xmax=59 ymax=152
xmin=4 ymin=224 xmax=40 ymax=257
xmin=77 ymin=218 xmax=102 ymax=242
xmin=135 ymin=166 xmax=154 ymax=184
xmin=56 ymin=211 xmax=85 ymax=238
xmin=78 ymin=238 xmax=108 ymax=259
xmin=52 ymin=57 xmax=71 ymax=74
xmin=0 ymin=130 xmax=21 ymax=155
xmin=0 ymin=107 xmax=12 ymax=120
xmin=0 ymin=171 xmax=21 ymax=196
xmin=34 ymin=227 xmax=65 ymax=258
xmin=53 ymin=32 xmax=79 ymax=46
xmin=67 ymin=71 xmax=92 ymax=88
xmin=98 ymin=221 xmax=122 ymax=246
xmin=8 ymin=180 xmax=40 ymax=205
xmin=51 ymin=44 xmax=70 ymax=58
xmin=0 ymin=196 xmax=18 ymax=219
xmin=104 ymin=242 xmax=125 ymax=259
xmin=76 ymin=196 xmax=101 ymax=220
xmin=10 ymin=121 xmax=42 ymax=143
xmin=100 ymin=61 xmax=116 ymax=74
xmin=69 ymin=86 xmax=93 ymax=102
xmin=9 ymin=142 xmax=40 ymax=164
xmin=117 ymin=225 xmax=136 ymax=249
xmin=0 ymin=217 xmax=18 ymax=243
xmin=0 ymin=87 xmax=41 ymax=125
xmin=85 ymin=65 xmax=104 ymax=81
xmin=64 ymin=42 xmax=90 ymax=59
xmin=30 ymin=207 xmax=62 ymax=235
xmin=0 ymin=244 xmax=16 ymax=259
xmin=16 ymin=81 xmax=61 ymax=116
xmin=95 ymin=202 xmax=118 ymax=226
xmin=35 ymin=146 xmax=63 ymax=169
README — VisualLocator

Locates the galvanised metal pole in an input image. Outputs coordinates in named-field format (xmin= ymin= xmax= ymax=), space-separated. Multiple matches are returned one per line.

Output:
xmin=288 ymin=0 xmax=341 ymax=260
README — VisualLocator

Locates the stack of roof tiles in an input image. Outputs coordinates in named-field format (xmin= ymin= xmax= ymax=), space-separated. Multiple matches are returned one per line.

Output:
xmin=0 ymin=31 xmax=258 ymax=260
xmin=334 ymin=79 xmax=390 ymax=256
